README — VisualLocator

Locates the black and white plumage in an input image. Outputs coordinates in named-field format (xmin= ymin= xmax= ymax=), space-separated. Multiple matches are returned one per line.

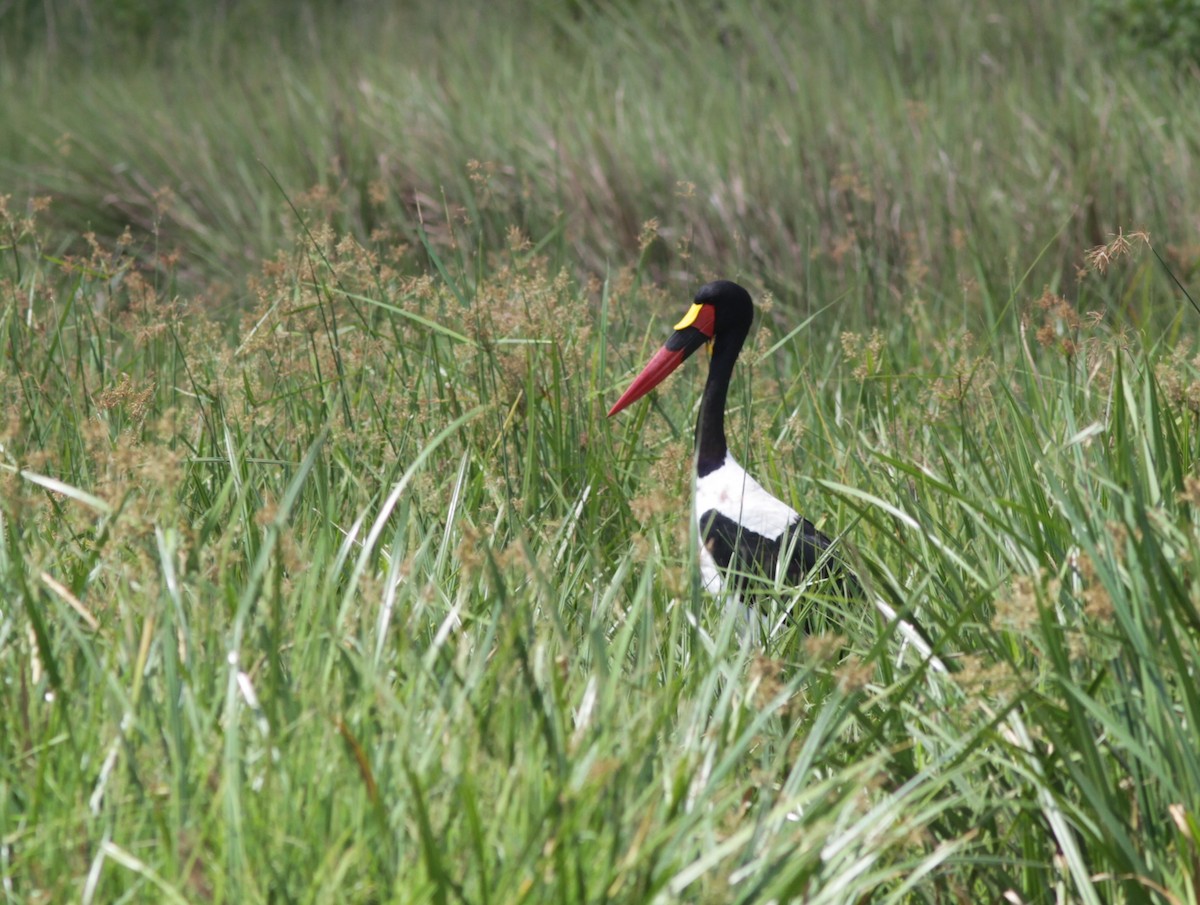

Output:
xmin=609 ymin=280 xmax=853 ymax=625
xmin=695 ymin=459 xmax=847 ymax=603
xmin=609 ymin=280 xmax=945 ymax=669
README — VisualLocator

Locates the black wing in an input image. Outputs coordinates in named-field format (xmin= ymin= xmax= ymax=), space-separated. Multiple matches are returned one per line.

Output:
xmin=698 ymin=508 xmax=858 ymax=600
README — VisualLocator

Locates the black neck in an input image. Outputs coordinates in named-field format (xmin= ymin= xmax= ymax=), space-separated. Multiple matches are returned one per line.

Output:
xmin=695 ymin=328 xmax=747 ymax=477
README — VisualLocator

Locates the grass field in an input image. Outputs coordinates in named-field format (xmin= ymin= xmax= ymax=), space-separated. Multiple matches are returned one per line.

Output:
xmin=4 ymin=1 xmax=1200 ymax=902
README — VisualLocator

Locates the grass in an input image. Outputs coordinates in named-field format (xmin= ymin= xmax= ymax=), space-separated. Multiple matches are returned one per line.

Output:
xmin=3 ymin=0 xmax=1200 ymax=309
xmin=4 ymin=1 xmax=1200 ymax=902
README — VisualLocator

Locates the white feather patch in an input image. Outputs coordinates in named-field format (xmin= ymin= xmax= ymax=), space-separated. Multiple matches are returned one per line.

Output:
xmin=694 ymin=454 xmax=799 ymax=598
xmin=694 ymin=454 xmax=798 ymax=541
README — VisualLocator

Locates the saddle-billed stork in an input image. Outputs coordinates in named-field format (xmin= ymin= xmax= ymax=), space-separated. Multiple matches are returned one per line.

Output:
xmin=609 ymin=280 xmax=944 ymax=664
xmin=608 ymin=280 xmax=850 ymax=625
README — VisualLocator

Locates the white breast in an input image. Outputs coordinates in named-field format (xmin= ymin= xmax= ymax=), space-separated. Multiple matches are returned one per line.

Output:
xmin=694 ymin=454 xmax=798 ymax=537
xmin=693 ymin=453 xmax=799 ymax=594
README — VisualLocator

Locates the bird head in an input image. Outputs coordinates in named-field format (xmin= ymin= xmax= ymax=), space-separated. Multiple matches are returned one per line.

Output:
xmin=607 ymin=280 xmax=754 ymax=417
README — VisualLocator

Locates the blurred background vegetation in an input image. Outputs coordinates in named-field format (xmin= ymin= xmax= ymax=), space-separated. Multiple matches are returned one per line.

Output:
xmin=2 ymin=0 xmax=1198 ymax=326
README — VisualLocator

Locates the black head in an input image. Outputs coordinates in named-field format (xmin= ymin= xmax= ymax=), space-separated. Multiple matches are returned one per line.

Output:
xmin=607 ymin=279 xmax=756 ymax=417
xmin=693 ymin=280 xmax=754 ymax=337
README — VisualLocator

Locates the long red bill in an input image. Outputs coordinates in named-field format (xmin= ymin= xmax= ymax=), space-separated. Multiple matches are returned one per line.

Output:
xmin=607 ymin=346 xmax=690 ymax=417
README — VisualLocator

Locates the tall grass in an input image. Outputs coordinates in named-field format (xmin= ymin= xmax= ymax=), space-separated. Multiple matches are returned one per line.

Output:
xmin=4 ymin=186 xmax=1200 ymax=899
xmin=5 ymin=1 xmax=1200 ymax=901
